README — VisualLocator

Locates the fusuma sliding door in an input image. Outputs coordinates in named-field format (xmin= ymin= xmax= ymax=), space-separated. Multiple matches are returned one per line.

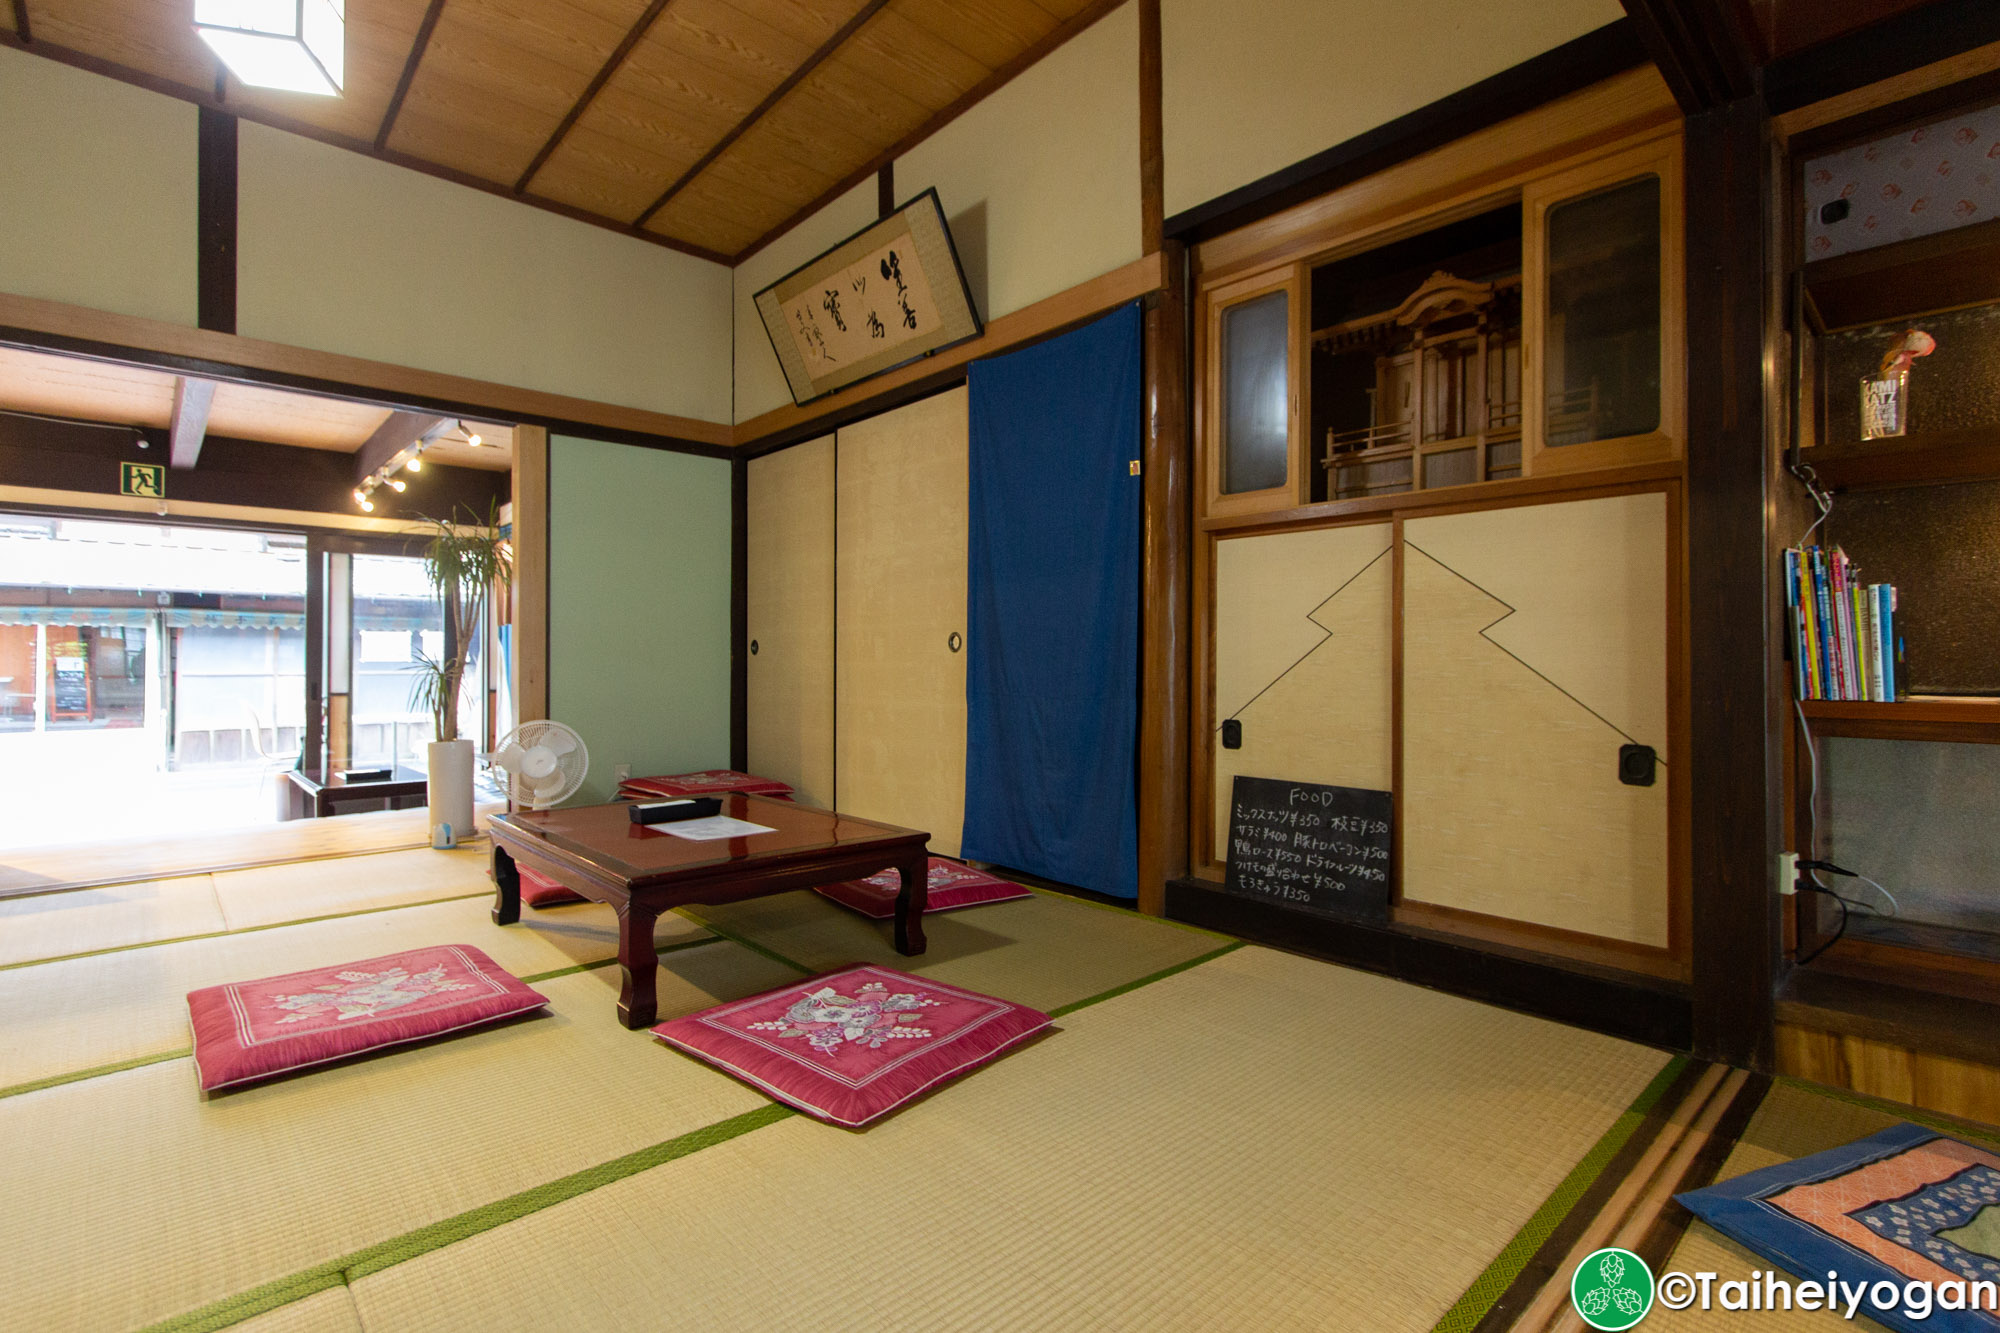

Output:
xmin=835 ymin=388 xmax=970 ymax=856
xmin=1205 ymin=521 xmax=1394 ymax=876
xmin=746 ymin=435 xmax=835 ymax=809
xmin=1399 ymin=490 xmax=1673 ymax=957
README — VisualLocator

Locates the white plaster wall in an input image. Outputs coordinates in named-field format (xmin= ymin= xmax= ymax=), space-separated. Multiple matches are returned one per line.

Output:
xmin=238 ymin=122 xmax=733 ymax=422
xmin=1161 ymin=0 xmax=1625 ymax=217
xmin=0 ymin=45 xmax=197 ymax=326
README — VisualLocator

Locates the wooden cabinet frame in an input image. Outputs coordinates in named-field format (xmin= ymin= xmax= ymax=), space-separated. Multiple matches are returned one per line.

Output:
xmin=1190 ymin=471 xmax=1691 ymax=982
xmin=1522 ymin=133 xmax=1686 ymax=477
xmin=1198 ymin=264 xmax=1308 ymax=520
xmin=1185 ymin=70 xmax=1692 ymax=984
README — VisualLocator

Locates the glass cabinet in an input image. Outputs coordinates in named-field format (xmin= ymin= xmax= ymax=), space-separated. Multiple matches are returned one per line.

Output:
xmin=1204 ymin=265 xmax=1304 ymax=517
xmin=1523 ymin=136 xmax=1683 ymax=475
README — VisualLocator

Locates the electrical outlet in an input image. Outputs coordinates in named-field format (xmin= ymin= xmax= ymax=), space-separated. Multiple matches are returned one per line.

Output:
xmin=614 ymin=763 xmax=631 ymax=782
xmin=1778 ymin=851 xmax=1799 ymax=895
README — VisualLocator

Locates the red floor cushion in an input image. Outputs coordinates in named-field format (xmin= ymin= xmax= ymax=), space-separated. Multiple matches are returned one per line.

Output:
xmin=652 ymin=964 xmax=1050 ymax=1128
xmin=518 ymin=862 xmax=587 ymax=909
xmin=618 ymin=770 xmax=795 ymax=801
xmin=813 ymin=857 xmax=1032 ymax=919
xmin=187 ymin=944 xmax=548 ymax=1092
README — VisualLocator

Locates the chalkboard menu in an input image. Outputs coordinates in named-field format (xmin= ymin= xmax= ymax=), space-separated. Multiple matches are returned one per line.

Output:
xmin=51 ymin=656 xmax=89 ymax=715
xmin=1221 ymin=776 xmax=1393 ymax=923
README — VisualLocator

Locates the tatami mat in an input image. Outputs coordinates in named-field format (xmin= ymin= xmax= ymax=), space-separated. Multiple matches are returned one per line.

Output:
xmin=0 ymin=895 xmax=714 ymax=1093
xmin=210 ymin=847 xmax=496 ymax=930
xmin=688 ymin=887 xmax=1228 ymax=1013
xmin=1644 ymin=1082 xmax=1916 ymax=1332
xmin=0 ymin=802 xmax=504 ymax=897
xmin=0 ymin=951 xmax=801 ymax=1332
xmin=0 ymin=875 xmax=226 ymax=968
xmin=232 ymin=1288 xmax=362 ymax=1333
xmin=348 ymin=945 xmax=1669 ymax=1332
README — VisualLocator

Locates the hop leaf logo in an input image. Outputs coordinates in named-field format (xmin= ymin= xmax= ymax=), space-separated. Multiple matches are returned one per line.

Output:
xmin=1570 ymin=1248 xmax=1654 ymax=1330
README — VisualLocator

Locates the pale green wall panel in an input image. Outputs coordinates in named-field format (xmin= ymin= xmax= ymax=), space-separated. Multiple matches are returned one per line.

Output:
xmin=549 ymin=437 xmax=731 ymax=805
xmin=0 ymin=46 xmax=197 ymax=325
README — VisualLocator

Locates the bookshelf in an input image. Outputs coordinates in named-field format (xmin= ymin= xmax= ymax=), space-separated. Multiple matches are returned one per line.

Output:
xmin=1797 ymin=698 xmax=2000 ymax=743
xmin=1803 ymin=216 xmax=2000 ymax=333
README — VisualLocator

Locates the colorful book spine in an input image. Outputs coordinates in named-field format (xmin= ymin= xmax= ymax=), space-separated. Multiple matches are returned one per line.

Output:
xmin=1785 ymin=545 xmax=1899 ymax=704
xmin=1880 ymin=584 xmax=1897 ymax=701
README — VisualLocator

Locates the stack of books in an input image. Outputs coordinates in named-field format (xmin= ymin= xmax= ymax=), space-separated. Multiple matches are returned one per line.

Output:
xmin=1785 ymin=544 xmax=1899 ymax=701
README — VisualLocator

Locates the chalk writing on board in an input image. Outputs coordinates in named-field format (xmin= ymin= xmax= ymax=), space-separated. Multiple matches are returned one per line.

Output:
xmin=1221 ymin=776 xmax=1393 ymax=922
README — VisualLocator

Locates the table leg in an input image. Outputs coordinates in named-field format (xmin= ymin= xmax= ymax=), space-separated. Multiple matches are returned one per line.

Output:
xmin=893 ymin=851 xmax=929 ymax=956
xmin=616 ymin=901 xmax=661 ymax=1030
xmin=491 ymin=845 xmax=520 ymax=926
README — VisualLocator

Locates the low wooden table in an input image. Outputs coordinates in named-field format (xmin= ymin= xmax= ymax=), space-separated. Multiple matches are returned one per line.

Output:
xmin=487 ymin=794 xmax=930 ymax=1029
xmin=284 ymin=765 xmax=429 ymax=820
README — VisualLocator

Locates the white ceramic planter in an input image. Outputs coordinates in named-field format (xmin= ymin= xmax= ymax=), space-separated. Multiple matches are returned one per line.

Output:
xmin=426 ymin=738 xmax=476 ymax=847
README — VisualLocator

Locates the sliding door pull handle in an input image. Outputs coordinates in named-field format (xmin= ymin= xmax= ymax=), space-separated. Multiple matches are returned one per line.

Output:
xmin=947 ymin=632 xmax=962 ymax=653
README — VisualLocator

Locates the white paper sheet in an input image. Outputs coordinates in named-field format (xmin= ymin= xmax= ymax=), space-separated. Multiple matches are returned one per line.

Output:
xmin=655 ymin=816 xmax=777 ymax=841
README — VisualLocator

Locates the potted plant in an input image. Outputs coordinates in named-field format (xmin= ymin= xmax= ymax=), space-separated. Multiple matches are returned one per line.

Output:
xmin=411 ymin=504 xmax=511 ymax=846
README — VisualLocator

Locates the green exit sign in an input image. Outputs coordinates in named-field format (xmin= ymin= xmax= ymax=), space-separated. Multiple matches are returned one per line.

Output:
xmin=120 ymin=461 xmax=164 ymax=499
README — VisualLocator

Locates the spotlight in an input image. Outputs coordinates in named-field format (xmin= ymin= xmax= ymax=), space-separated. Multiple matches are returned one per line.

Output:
xmin=405 ymin=457 xmax=422 ymax=472
xmin=387 ymin=477 xmax=407 ymax=492
xmin=359 ymin=497 xmax=374 ymax=512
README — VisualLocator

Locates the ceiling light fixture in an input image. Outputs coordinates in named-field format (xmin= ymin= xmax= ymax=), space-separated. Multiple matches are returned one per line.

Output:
xmin=404 ymin=457 xmax=422 ymax=472
xmin=195 ymin=0 xmax=345 ymax=97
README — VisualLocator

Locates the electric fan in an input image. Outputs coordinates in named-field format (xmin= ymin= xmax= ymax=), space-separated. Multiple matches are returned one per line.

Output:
xmin=487 ymin=720 xmax=589 ymax=810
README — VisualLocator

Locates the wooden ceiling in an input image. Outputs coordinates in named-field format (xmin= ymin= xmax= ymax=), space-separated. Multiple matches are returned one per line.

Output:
xmin=0 ymin=346 xmax=514 ymax=469
xmin=4 ymin=0 xmax=1117 ymax=263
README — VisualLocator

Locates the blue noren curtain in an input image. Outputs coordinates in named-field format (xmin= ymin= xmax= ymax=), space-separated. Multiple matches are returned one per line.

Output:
xmin=961 ymin=302 xmax=1142 ymax=898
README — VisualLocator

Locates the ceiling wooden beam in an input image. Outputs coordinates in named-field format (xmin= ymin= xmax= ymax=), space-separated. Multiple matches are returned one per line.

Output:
xmin=11 ymin=0 xmax=32 ymax=43
xmin=355 ymin=410 xmax=449 ymax=485
xmin=168 ymin=376 xmax=215 ymax=470
xmin=1621 ymin=0 xmax=1762 ymax=113
xmin=733 ymin=0 xmax=1128 ymax=264
xmin=376 ymin=0 xmax=449 ymax=151
xmin=633 ymin=0 xmax=894 ymax=230
xmin=516 ymin=0 xmax=676 ymax=195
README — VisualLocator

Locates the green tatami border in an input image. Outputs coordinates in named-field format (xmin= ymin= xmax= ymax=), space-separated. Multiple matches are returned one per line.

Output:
xmin=139 ymin=1103 xmax=796 ymax=1333
xmin=675 ymin=909 xmax=815 ymax=975
xmin=1023 ymin=884 xmax=1237 ymax=941
xmin=1427 ymin=1053 xmax=1692 ymax=1333
xmin=0 ymin=833 xmax=492 ymax=903
xmin=145 ymin=923 xmax=1252 ymax=1331
xmin=0 ymin=938 xmax=722 ymax=1102
xmin=0 ymin=890 xmax=496 ymax=973
xmin=1048 ymin=940 xmax=1246 ymax=1018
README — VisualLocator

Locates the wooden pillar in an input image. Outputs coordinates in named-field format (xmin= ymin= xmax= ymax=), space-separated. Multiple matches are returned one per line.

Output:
xmin=1139 ymin=0 xmax=1164 ymax=253
xmin=1138 ymin=249 xmax=1192 ymax=913
xmin=1684 ymin=94 xmax=1779 ymax=1069
xmin=510 ymin=424 xmax=549 ymax=726
xmin=1135 ymin=0 xmax=1188 ymax=912
xmin=731 ymin=456 xmax=748 ymax=772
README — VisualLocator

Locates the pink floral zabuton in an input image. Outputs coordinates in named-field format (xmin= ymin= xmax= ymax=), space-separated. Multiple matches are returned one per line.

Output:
xmin=518 ymin=862 xmax=587 ymax=909
xmin=651 ymin=965 xmax=1050 ymax=1127
xmin=813 ymin=857 xmax=1031 ymax=920
xmin=186 ymin=944 xmax=548 ymax=1092
xmin=618 ymin=770 xmax=795 ymax=801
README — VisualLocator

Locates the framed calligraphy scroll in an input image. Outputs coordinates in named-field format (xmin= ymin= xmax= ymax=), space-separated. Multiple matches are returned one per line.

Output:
xmin=753 ymin=188 xmax=983 ymax=406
